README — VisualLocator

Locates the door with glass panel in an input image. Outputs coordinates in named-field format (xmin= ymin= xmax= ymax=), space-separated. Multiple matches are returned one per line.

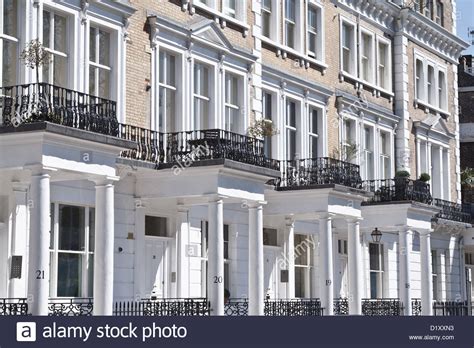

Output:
xmin=369 ymin=243 xmax=384 ymax=299
xmin=0 ymin=0 xmax=18 ymax=87
xmin=264 ymin=247 xmax=279 ymax=299
xmin=42 ymin=10 xmax=69 ymax=87
xmin=224 ymin=73 xmax=240 ymax=133
xmin=159 ymin=51 xmax=177 ymax=133
xmin=89 ymin=26 xmax=111 ymax=98
xmin=194 ymin=63 xmax=211 ymax=130
xmin=285 ymin=100 xmax=297 ymax=161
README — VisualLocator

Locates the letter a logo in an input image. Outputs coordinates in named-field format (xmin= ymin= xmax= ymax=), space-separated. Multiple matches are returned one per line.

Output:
xmin=16 ymin=322 xmax=37 ymax=342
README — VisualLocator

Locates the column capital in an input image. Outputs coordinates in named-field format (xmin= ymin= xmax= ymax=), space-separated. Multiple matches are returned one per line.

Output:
xmin=418 ymin=229 xmax=433 ymax=236
xmin=284 ymin=215 xmax=295 ymax=227
xmin=92 ymin=176 xmax=119 ymax=186
xmin=247 ymin=200 xmax=266 ymax=209
xmin=346 ymin=217 xmax=363 ymax=224
xmin=177 ymin=204 xmax=190 ymax=213
xmin=397 ymin=225 xmax=413 ymax=234
xmin=315 ymin=212 xmax=336 ymax=220
xmin=26 ymin=164 xmax=57 ymax=177
xmin=208 ymin=194 xmax=225 ymax=204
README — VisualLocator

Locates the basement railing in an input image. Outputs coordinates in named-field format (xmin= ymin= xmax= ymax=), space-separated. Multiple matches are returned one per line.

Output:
xmin=113 ymin=298 xmax=210 ymax=316
xmin=224 ymin=298 xmax=249 ymax=316
xmin=48 ymin=298 xmax=94 ymax=316
xmin=361 ymin=298 xmax=403 ymax=316
xmin=0 ymin=298 xmax=28 ymax=315
xmin=264 ymin=298 xmax=324 ymax=316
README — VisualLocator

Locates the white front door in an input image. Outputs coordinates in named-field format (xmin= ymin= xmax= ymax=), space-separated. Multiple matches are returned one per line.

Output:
xmin=264 ymin=247 xmax=279 ymax=299
xmin=145 ymin=239 xmax=167 ymax=298
xmin=339 ymin=257 xmax=349 ymax=298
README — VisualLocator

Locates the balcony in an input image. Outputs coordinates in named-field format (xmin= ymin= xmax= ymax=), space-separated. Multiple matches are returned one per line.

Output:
xmin=273 ymin=157 xmax=362 ymax=190
xmin=113 ymin=298 xmax=210 ymax=316
xmin=432 ymin=198 xmax=473 ymax=224
xmin=0 ymin=83 xmax=119 ymax=136
xmin=412 ymin=299 xmax=473 ymax=316
xmin=48 ymin=298 xmax=94 ymax=316
xmin=264 ymin=298 xmax=324 ymax=316
xmin=362 ymin=179 xmax=432 ymax=204
xmin=119 ymin=128 xmax=280 ymax=171
xmin=361 ymin=298 xmax=403 ymax=316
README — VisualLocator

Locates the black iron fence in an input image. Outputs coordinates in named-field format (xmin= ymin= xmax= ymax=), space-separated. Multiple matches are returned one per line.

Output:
xmin=0 ymin=298 xmax=28 ymax=315
xmin=48 ymin=298 xmax=94 ymax=316
xmin=433 ymin=301 xmax=472 ymax=316
xmin=432 ymin=199 xmax=472 ymax=224
xmin=0 ymin=83 xmax=118 ymax=136
xmin=274 ymin=157 xmax=362 ymax=189
xmin=362 ymin=179 xmax=432 ymax=204
xmin=224 ymin=298 xmax=249 ymax=316
xmin=113 ymin=298 xmax=210 ymax=316
xmin=361 ymin=299 xmax=403 ymax=316
xmin=264 ymin=298 xmax=324 ymax=316
xmin=333 ymin=298 xmax=349 ymax=315
xmin=411 ymin=299 xmax=422 ymax=316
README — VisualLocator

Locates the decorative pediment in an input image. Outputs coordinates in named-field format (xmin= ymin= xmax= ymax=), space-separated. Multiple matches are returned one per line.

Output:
xmin=414 ymin=114 xmax=455 ymax=143
xmin=189 ymin=19 xmax=232 ymax=51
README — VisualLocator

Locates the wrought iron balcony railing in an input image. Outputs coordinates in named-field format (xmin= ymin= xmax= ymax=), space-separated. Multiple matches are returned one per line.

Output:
xmin=0 ymin=298 xmax=28 ymax=315
xmin=411 ymin=298 xmax=422 ymax=316
xmin=264 ymin=298 xmax=324 ymax=316
xmin=48 ymin=298 xmax=94 ymax=316
xmin=273 ymin=157 xmax=362 ymax=190
xmin=333 ymin=298 xmax=349 ymax=315
xmin=224 ymin=298 xmax=249 ymax=316
xmin=361 ymin=299 xmax=403 ymax=316
xmin=0 ymin=83 xmax=118 ymax=136
xmin=119 ymin=128 xmax=280 ymax=171
xmin=165 ymin=129 xmax=280 ymax=170
xmin=362 ymin=179 xmax=432 ymax=204
xmin=113 ymin=298 xmax=210 ymax=316
xmin=432 ymin=198 xmax=473 ymax=224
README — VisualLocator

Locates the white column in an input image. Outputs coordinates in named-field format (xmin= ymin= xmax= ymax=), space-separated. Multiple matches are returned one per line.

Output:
xmin=248 ymin=203 xmax=264 ymax=315
xmin=177 ymin=205 xmax=190 ymax=298
xmin=208 ymin=197 xmax=224 ymax=315
xmin=347 ymin=218 xmax=362 ymax=315
xmin=284 ymin=216 xmax=295 ymax=299
xmin=420 ymin=230 xmax=433 ymax=315
xmin=318 ymin=213 xmax=334 ymax=315
xmin=93 ymin=179 xmax=115 ymax=315
xmin=133 ymin=198 xmax=146 ymax=299
xmin=8 ymin=183 xmax=29 ymax=298
xmin=398 ymin=228 xmax=412 ymax=315
xmin=27 ymin=172 xmax=50 ymax=315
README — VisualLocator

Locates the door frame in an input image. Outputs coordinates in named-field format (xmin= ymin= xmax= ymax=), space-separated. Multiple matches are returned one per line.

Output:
xmin=264 ymin=245 xmax=281 ymax=299
xmin=144 ymin=236 xmax=172 ymax=299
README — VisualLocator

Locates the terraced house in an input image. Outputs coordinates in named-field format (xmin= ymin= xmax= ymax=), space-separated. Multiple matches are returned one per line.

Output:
xmin=0 ymin=0 xmax=472 ymax=317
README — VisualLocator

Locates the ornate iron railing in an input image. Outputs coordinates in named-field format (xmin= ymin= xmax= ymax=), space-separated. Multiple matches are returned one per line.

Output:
xmin=224 ymin=298 xmax=249 ymax=316
xmin=361 ymin=299 xmax=403 ymax=316
xmin=48 ymin=298 xmax=94 ymax=316
xmin=274 ymin=157 xmax=362 ymax=189
xmin=432 ymin=199 xmax=472 ymax=224
xmin=411 ymin=298 xmax=422 ymax=316
xmin=165 ymin=129 xmax=280 ymax=170
xmin=264 ymin=298 xmax=324 ymax=316
xmin=0 ymin=298 xmax=28 ymax=315
xmin=462 ymin=187 xmax=474 ymax=203
xmin=362 ymin=179 xmax=432 ymax=204
xmin=0 ymin=83 xmax=118 ymax=136
xmin=113 ymin=298 xmax=210 ymax=316
xmin=333 ymin=298 xmax=349 ymax=315
xmin=119 ymin=124 xmax=165 ymax=164
xmin=433 ymin=301 xmax=471 ymax=316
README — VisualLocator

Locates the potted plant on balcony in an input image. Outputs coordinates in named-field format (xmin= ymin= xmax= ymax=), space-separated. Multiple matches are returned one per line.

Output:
xmin=461 ymin=167 xmax=474 ymax=203
xmin=414 ymin=173 xmax=431 ymax=203
xmin=247 ymin=119 xmax=279 ymax=138
xmin=19 ymin=39 xmax=51 ymax=123
xmin=394 ymin=170 xmax=411 ymax=201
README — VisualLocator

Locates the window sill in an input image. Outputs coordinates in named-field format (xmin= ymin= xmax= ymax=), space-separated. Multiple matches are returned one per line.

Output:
xmin=413 ymin=98 xmax=450 ymax=118
xmin=185 ymin=1 xmax=249 ymax=37
xmin=339 ymin=71 xmax=394 ymax=101
xmin=260 ymin=36 xmax=328 ymax=72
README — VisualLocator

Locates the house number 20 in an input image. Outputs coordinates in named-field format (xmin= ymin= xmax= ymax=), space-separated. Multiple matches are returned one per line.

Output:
xmin=214 ymin=276 xmax=223 ymax=284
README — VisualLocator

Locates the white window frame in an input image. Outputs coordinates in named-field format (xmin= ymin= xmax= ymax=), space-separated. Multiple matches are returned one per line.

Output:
xmin=224 ymin=71 xmax=241 ymax=133
xmin=0 ymin=0 xmax=19 ymax=87
xmin=285 ymin=97 xmax=298 ymax=161
xmin=361 ymin=124 xmax=375 ymax=181
xmin=283 ymin=0 xmax=299 ymax=50
xmin=158 ymin=50 xmax=178 ymax=133
xmin=413 ymin=50 xmax=449 ymax=116
xmin=376 ymin=36 xmax=392 ymax=92
xmin=193 ymin=61 xmax=212 ymax=131
xmin=341 ymin=116 xmax=357 ymax=163
xmin=369 ymin=242 xmax=384 ymax=299
xmin=379 ymin=129 xmax=392 ymax=180
xmin=49 ymin=203 xmax=94 ymax=298
xmin=262 ymin=90 xmax=275 ymax=158
xmin=306 ymin=1 xmax=324 ymax=62
xmin=437 ymin=68 xmax=447 ymax=111
xmin=307 ymin=105 xmax=322 ymax=159
xmin=359 ymin=28 xmax=375 ymax=84
xmin=294 ymin=234 xmax=312 ymax=298
xmin=192 ymin=0 xmax=248 ymax=31
xmin=339 ymin=17 xmax=357 ymax=77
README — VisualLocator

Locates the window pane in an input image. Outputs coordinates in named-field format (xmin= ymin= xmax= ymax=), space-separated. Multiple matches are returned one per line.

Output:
xmin=89 ymin=208 xmax=95 ymax=252
xmin=159 ymin=87 xmax=176 ymax=132
xmin=59 ymin=205 xmax=85 ymax=251
xmin=145 ymin=216 xmax=168 ymax=237
xmin=57 ymin=253 xmax=82 ymax=297
xmin=88 ymin=254 xmax=94 ymax=296
xmin=43 ymin=11 xmax=51 ymax=48
xmin=98 ymin=69 xmax=110 ymax=99
xmin=89 ymin=27 xmax=96 ymax=62
xmin=369 ymin=243 xmax=380 ymax=270
xmin=50 ymin=203 xmax=55 ymax=249
xmin=54 ymin=14 xmax=67 ymax=52
xmin=287 ymin=129 xmax=296 ymax=160
xmin=285 ymin=0 xmax=295 ymax=21
xmin=310 ymin=136 xmax=318 ymax=158
xmin=295 ymin=267 xmax=306 ymax=298
xmin=262 ymin=12 xmax=271 ymax=37
xmin=99 ymin=30 xmax=110 ymax=66
xmin=3 ymin=0 xmax=17 ymax=37
xmin=2 ymin=39 xmax=17 ymax=86
xmin=287 ymin=101 xmax=296 ymax=127
xmin=310 ymin=109 xmax=318 ymax=134
xmin=285 ymin=23 xmax=295 ymax=48
xmin=89 ymin=68 xmax=96 ymax=96
xmin=194 ymin=98 xmax=209 ymax=129
xmin=294 ymin=234 xmax=309 ymax=265
xmin=53 ymin=55 xmax=68 ymax=87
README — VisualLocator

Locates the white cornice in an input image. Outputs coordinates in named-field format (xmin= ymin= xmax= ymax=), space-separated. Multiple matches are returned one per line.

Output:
xmin=333 ymin=0 xmax=470 ymax=64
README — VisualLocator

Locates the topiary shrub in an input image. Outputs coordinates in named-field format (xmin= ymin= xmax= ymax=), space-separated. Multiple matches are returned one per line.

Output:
xmin=395 ymin=170 xmax=410 ymax=178
xmin=418 ymin=173 xmax=431 ymax=182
